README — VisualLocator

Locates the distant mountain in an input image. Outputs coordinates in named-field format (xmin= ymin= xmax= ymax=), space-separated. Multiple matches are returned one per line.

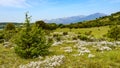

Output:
xmin=44 ymin=13 xmax=107 ymax=24
xmin=64 ymin=11 xmax=120 ymax=28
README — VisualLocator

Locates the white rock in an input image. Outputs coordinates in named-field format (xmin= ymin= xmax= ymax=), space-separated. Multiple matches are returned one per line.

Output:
xmin=88 ymin=54 xmax=95 ymax=58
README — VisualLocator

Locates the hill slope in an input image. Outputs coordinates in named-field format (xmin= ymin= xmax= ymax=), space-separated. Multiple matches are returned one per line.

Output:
xmin=65 ymin=11 xmax=120 ymax=28
xmin=81 ymin=11 xmax=120 ymax=27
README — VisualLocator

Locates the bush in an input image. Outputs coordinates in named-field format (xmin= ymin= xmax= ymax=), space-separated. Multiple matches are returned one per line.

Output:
xmin=53 ymin=34 xmax=59 ymax=37
xmin=63 ymin=32 xmax=68 ymax=36
xmin=85 ymin=31 xmax=92 ymax=36
xmin=78 ymin=34 xmax=88 ymax=41
xmin=4 ymin=23 xmax=16 ymax=41
xmin=4 ymin=23 xmax=15 ymax=31
xmin=107 ymin=25 xmax=120 ymax=41
xmin=0 ymin=33 xmax=4 ymax=39
xmin=52 ymin=34 xmax=61 ymax=42
xmin=56 ymin=36 xmax=61 ymax=42
xmin=72 ymin=37 xmax=77 ymax=40
xmin=4 ymin=30 xmax=16 ymax=41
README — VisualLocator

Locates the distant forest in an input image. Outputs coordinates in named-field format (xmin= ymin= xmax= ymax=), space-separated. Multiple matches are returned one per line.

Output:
xmin=0 ymin=23 xmax=23 ymax=29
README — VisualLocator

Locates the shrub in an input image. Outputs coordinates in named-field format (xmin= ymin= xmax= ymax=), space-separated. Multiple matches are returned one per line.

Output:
xmin=4 ymin=30 xmax=16 ymax=41
xmin=85 ymin=31 xmax=92 ymax=36
xmin=78 ymin=34 xmax=88 ymax=41
xmin=4 ymin=23 xmax=15 ymax=31
xmin=53 ymin=34 xmax=59 ymax=37
xmin=63 ymin=32 xmax=68 ymax=36
xmin=56 ymin=36 xmax=61 ymax=42
xmin=0 ymin=32 xmax=4 ymax=39
xmin=72 ymin=37 xmax=77 ymax=40
xmin=107 ymin=25 xmax=120 ymax=41
xmin=4 ymin=23 xmax=16 ymax=41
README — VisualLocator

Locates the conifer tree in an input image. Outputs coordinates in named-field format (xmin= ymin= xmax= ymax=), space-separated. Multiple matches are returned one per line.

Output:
xmin=14 ymin=13 xmax=51 ymax=59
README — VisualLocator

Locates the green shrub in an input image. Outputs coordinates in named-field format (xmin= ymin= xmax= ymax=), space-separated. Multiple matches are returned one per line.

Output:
xmin=4 ymin=30 xmax=16 ymax=41
xmin=0 ymin=33 xmax=4 ymax=39
xmin=85 ymin=31 xmax=92 ymax=36
xmin=72 ymin=37 xmax=77 ymax=40
xmin=56 ymin=36 xmax=61 ymax=42
xmin=4 ymin=23 xmax=16 ymax=41
xmin=107 ymin=25 xmax=120 ymax=41
xmin=53 ymin=34 xmax=59 ymax=37
xmin=63 ymin=32 xmax=68 ymax=36
xmin=78 ymin=34 xmax=88 ymax=41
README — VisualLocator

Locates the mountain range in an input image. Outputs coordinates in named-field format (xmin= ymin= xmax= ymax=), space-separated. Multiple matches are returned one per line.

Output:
xmin=44 ymin=13 xmax=107 ymax=24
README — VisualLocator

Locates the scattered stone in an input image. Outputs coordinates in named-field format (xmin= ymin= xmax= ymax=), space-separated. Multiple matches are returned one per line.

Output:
xmin=88 ymin=54 xmax=95 ymax=58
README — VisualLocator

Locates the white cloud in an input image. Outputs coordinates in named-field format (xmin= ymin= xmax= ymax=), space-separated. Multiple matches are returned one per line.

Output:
xmin=0 ymin=0 xmax=30 ymax=8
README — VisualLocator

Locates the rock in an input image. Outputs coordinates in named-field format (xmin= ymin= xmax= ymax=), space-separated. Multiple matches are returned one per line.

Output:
xmin=88 ymin=54 xmax=95 ymax=58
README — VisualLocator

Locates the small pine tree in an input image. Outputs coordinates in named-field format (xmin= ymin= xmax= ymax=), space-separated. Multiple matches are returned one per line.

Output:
xmin=13 ymin=13 xmax=51 ymax=59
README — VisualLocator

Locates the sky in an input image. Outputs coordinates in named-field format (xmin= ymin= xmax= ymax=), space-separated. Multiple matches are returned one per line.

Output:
xmin=0 ymin=0 xmax=120 ymax=22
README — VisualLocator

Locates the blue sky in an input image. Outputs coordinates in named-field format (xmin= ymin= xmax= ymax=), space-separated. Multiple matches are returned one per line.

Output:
xmin=0 ymin=0 xmax=120 ymax=22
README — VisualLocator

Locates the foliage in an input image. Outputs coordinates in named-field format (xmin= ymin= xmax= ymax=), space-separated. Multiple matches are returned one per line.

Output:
xmin=78 ymin=34 xmax=88 ymax=41
xmin=0 ymin=31 xmax=4 ymax=43
xmin=0 ymin=31 xmax=4 ymax=39
xmin=13 ymin=13 xmax=51 ymax=59
xmin=63 ymin=32 xmax=68 ymax=35
xmin=107 ymin=25 xmax=120 ymax=41
xmin=4 ymin=30 xmax=16 ymax=41
xmin=35 ymin=20 xmax=46 ymax=29
xmin=0 ymin=23 xmax=23 ymax=29
xmin=46 ymin=23 xmax=58 ymax=30
xmin=4 ymin=23 xmax=16 ymax=41
xmin=35 ymin=21 xmax=58 ymax=30
xmin=4 ymin=23 xmax=15 ymax=31
xmin=85 ymin=31 xmax=92 ymax=36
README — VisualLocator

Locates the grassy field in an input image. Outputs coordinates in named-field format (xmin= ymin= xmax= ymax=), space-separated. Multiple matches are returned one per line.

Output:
xmin=55 ymin=26 xmax=110 ymax=38
xmin=0 ymin=44 xmax=40 ymax=68
xmin=1 ymin=26 xmax=120 ymax=68
xmin=50 ymin=43 xmax=120 ymax=68
xmin=1 ymin=42 xmax=120 ymax=68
